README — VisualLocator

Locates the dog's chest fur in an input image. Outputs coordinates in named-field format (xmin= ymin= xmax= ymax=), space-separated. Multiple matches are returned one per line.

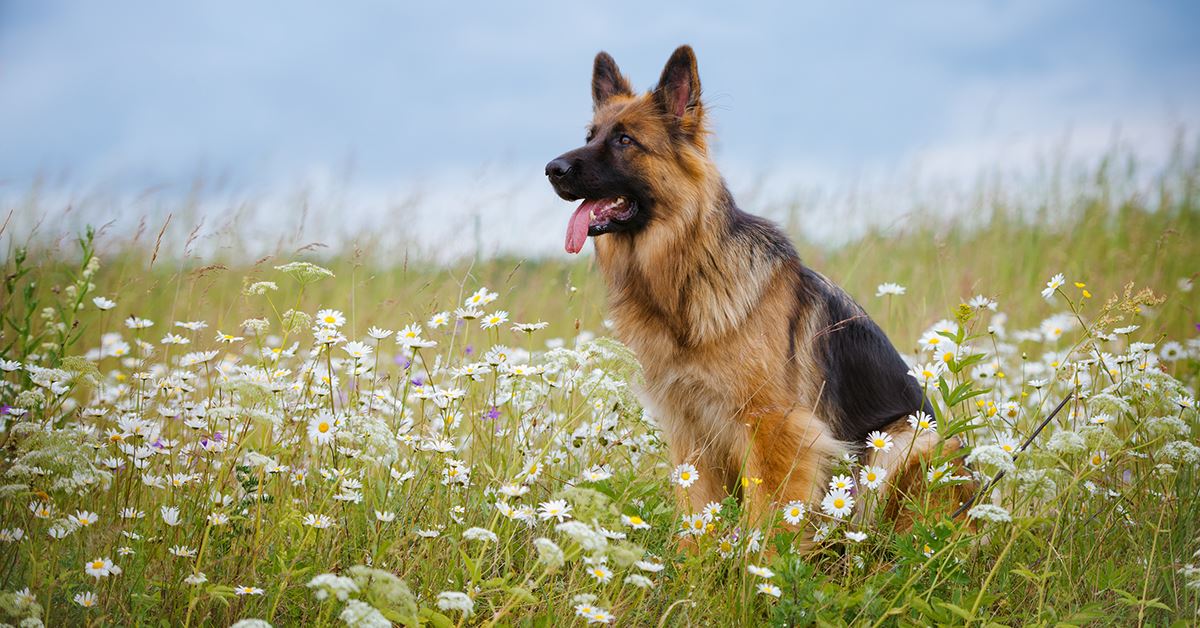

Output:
xmin=594 ymin=228 xmax=825 ymax=440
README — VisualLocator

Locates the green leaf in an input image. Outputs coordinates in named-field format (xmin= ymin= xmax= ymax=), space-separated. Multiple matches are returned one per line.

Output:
xmin=419 ymin=608 xmax=456 ymax=628
xmin=946 ymin=381 xmax=991 ymax=406
xmin=460 ymin=552 xmax=480 ymax=580
xmin=955 ymin=352 xmax=989 ymax=370
xmin=1060 ymin=602 xmax=1107 ymax=625
xmin=908 ymin=596 xmax=936 ymax=618
xmin=937 ymin=601 xmax=976 ymax=622
xmin=480 ymin=577 xmax=507 ymax=589
xmin=1111 ymin=588 xmax=1140 ymax=606
xmin=506 ymin=585 xmax=537 ymax=604
xmin=1143 ymin=598 xmax=1171 ymax=612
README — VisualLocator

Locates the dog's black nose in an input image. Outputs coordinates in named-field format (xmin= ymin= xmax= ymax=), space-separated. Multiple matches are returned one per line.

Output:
xmin=545 ymin=158 xmax=572 ymax=179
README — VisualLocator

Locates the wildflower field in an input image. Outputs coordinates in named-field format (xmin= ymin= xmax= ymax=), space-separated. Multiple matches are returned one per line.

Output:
xmin=2 ymin=157 xmax=1200 ymax=627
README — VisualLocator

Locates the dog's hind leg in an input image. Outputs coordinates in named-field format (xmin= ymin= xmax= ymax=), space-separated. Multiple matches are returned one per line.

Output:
xmin=866 ymin=418 xmax=973 ymax=529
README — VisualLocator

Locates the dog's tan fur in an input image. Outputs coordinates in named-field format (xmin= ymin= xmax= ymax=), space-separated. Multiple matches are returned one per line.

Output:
xmin=553 ymin=46 xmax=964 ymax=527
xmin=593 ymin=170 xmax=848 ymax=521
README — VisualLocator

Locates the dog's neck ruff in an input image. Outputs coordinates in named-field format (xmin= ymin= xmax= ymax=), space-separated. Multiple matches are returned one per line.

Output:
xmin=595 ymin=176 xmax=788 ymax=349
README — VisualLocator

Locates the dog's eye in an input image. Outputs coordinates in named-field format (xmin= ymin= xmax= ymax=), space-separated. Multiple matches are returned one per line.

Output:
xmin=585 ymin=129 xmax=596 ymax=142
xmin=617 ymin=134 xmax=634 ymax=146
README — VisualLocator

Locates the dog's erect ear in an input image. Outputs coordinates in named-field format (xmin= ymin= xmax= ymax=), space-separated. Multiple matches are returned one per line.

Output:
xmin=654 ymin=45 xmax=701 ymax=120
xmin=592 ymin=52 xmax=632 ymax=109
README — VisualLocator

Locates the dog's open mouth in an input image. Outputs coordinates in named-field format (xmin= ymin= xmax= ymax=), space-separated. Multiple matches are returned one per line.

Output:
xmin=565 ymin=196 xmax=637 ymax=254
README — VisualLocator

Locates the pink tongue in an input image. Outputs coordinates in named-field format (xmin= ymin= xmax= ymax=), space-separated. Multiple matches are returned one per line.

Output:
xmin=565 ymin=199 xmax=606 ymax=254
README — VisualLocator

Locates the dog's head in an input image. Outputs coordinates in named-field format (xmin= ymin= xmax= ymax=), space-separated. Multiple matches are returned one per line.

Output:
xmin=547 ymin=45 xmax=709 ymax=254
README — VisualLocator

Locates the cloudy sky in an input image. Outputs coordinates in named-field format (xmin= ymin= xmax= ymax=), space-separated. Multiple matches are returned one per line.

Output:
xmin=1 ymin=1 xmax=1198 ymax=256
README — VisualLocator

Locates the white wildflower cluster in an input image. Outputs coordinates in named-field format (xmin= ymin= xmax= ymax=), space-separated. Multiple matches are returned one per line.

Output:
xmin=0 ymin=268 xmax=673 ymax=624
xmin=900 ymin=277 xmax=1200 ymax=532
xmin=1 ymin=257 xmax=1196 ymax=624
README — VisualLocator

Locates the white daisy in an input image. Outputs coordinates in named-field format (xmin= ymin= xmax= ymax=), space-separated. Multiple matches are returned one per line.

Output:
xmin=821 ymin=488 xmax=854 ymax=518
xmin=671 ymin=463 xmax=699 ymax=488
xmin=859 ymin=465 xmax=887 ymax=490
xmin=866 ymin=430 xmax=894 ymax=452
xmin=748 ymin=564 xmax=775 ymax=578
xmin=781 ymin=500 xmax=806 ymax=525
xmin=757 ymin=583 xmax=782 ymax=598
xmin=1041 ymin=273 xmax=1065 ymax=300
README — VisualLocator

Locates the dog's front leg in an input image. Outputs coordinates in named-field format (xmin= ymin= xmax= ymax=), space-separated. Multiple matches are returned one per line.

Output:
xmin=740 ymin=409 xmax=845 ymax=530
xmin=661 ymin=424 xmax=735 ymax=554
xmin=668 ymin=450 xmax=729 ymax=517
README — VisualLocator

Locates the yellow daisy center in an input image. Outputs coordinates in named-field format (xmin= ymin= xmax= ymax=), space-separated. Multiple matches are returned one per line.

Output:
xmin=833 ymin=498 xmax=845 ymax=509
xmin=318 ymin=422 xmax=330 ymax=433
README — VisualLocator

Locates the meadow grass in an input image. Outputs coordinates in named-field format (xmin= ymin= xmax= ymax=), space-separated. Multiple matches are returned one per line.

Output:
xmin=1 ymin=153 xmax=1199 ymax=626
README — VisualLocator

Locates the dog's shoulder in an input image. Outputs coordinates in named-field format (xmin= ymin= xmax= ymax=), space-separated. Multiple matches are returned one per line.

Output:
xmin=722 ymin=195 xmax=799 ymax=265
xmin=797 ymin=271 xmax=930 ymax=443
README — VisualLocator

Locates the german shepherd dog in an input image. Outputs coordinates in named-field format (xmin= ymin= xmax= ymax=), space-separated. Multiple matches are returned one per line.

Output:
xmin=546 ymin=45 xmax=962 ymax=528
